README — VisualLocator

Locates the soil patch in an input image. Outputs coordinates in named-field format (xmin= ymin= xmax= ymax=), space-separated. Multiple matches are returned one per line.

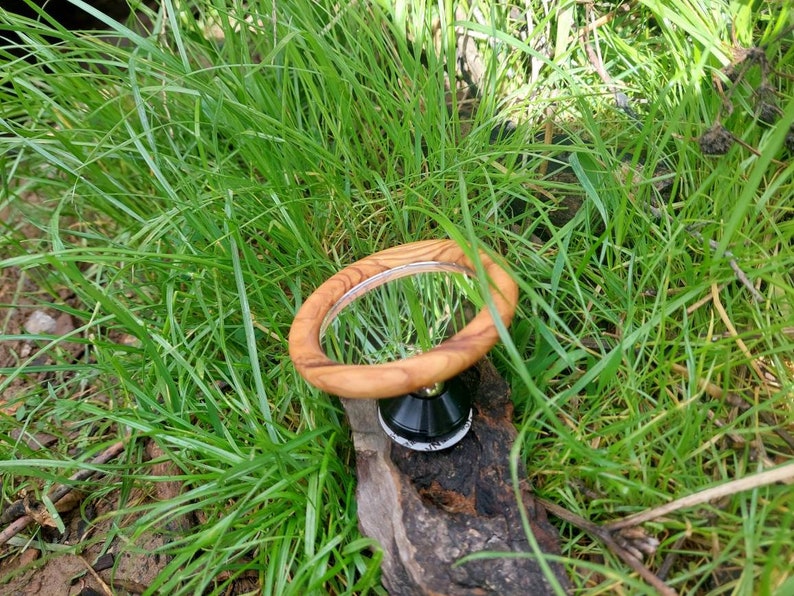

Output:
xmin=0 ymin=200 xmax=172 ymax=595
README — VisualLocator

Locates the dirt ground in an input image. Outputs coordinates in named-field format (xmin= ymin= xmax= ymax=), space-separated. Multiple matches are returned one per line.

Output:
xmin=0 ymin=199 xmax=180 ymax=596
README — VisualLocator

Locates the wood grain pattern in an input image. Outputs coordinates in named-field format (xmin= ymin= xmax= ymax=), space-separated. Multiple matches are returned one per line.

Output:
xmin=288 ymin=239 xmax=518 ymax=398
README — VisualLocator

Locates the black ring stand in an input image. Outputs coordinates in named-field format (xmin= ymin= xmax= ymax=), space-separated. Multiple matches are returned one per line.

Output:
xmin=377 ymin=371 xmax=474 ymax=451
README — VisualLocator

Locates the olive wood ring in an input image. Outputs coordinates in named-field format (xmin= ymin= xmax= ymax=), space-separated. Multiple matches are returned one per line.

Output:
xmin=288 ymin=239 xmax=518 ymax=399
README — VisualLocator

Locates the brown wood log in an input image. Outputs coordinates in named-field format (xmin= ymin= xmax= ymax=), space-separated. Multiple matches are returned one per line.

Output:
xmin=343 ymin=359 xmax=571 ymax=595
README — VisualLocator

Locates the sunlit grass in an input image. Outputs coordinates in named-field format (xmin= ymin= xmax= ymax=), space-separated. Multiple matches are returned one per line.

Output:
xmin=1 ymin=0 xmax=792 ymax=594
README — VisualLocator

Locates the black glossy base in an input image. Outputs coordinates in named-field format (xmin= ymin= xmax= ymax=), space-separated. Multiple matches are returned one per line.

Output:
xmin=377 ymin=374 xmax=473 ymax=451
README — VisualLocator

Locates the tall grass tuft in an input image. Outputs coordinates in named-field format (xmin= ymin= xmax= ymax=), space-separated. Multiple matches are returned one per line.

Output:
xmin=1 ymin=0 xmax=792 ymax=593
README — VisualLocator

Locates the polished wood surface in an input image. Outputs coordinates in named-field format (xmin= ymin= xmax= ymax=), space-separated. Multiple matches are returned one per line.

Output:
xmin=288 ymin=239 xmax=518 ymax=398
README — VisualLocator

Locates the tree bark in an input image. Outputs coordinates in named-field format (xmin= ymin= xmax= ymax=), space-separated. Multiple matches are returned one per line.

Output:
xmin=342 ymin=360 xmax=570 ymax=595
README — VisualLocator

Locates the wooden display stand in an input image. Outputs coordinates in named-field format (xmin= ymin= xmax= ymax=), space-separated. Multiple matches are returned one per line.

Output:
xmin=289 ymin=239 xmax=569 ymax=593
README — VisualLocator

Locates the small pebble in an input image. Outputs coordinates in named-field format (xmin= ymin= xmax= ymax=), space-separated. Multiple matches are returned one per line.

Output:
xmin=23 ymin=310 xmax=57 ymax=335
xmin=17 ymin=548 xmax=40 ymax=566
xmin=54 ymin=313 xmax=75 ymax=336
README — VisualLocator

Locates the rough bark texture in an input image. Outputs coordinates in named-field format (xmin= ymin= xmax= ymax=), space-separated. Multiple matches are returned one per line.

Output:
xmin=342 ymin=360 xmax=570 ymax=595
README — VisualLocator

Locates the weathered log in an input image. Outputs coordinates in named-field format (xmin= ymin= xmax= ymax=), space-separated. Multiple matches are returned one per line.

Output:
xmin=342 ymin=359 xmax=570 ymax=595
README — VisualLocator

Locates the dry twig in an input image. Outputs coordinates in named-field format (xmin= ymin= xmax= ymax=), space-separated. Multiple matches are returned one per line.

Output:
xmin=604 ymin=462 xmax=794 ymax=531
xmin=79 ymin=554 xmax=115 ymax=596
xmin=541 ymin=462 xmax=794 ymax=594
xmin=538 ymin=498 xmax=676 ymax=596
xmin=0 ymin=516 xmax=34 ymax=546
xmin=711 ymin=284 xmax=768 ymax=377
xmin=577 ymin=3 xmax=631 ymax=38
xmin=0 ymin=440 xmax=127 ymax=545
xmin=670 ymin=362 xmax=794 ymax=452
xmin=685 ymin=283 xmax=724 ymax=315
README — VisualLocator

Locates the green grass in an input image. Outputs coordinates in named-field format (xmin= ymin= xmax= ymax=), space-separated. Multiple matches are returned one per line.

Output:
xmin=1 ymin=0 xmax=793 ymax=594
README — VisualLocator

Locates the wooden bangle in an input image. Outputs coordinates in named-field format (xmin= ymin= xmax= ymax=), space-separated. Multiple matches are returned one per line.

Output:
xmin=288 ymin=239 xmax=518 ymax=399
